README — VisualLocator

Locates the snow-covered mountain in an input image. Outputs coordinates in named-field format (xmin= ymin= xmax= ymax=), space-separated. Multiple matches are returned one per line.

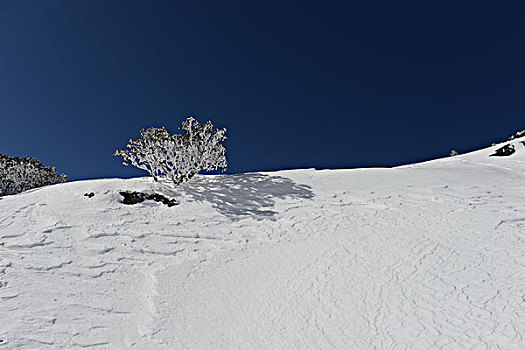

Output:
xmin=1 ymin=138 xmax=525 ymax=349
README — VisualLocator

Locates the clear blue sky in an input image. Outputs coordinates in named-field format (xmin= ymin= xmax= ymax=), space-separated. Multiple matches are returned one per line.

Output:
xmin=1 ymin=0 xmax=523 ymax=180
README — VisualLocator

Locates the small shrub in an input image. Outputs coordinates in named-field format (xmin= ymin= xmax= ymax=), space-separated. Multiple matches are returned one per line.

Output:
xmin=0 ymin=153 xmax=67 ymax=196
xmin=114 ymin=117 xmax=227 ymax=185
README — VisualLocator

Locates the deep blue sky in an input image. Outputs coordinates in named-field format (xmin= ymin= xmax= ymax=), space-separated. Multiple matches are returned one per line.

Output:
xmin=1 ymin=1 xmax=524 ymax=180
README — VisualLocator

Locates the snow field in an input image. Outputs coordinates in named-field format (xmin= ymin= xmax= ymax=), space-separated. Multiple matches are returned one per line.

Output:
xmin=0 ymin=139 xmax=524 ymax=349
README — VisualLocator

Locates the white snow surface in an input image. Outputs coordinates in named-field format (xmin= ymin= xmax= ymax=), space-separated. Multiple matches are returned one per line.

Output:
xmin=1 ymin=140 xmax=525 ymax=349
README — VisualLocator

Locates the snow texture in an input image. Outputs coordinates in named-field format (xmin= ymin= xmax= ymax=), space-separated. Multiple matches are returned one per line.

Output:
xmin=1 ymin=139 xmax=525 ymax=349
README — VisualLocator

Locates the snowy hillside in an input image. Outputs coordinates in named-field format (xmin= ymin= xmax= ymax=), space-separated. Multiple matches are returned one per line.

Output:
xmin=1 ymin=138 xmax=525 ymax=349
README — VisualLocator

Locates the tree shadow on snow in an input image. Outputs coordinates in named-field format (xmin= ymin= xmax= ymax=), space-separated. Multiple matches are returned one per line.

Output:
xmin=174 ymin=173 xmax=315 ymax=220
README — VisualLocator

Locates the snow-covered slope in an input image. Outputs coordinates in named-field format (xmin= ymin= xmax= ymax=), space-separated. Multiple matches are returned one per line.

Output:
xmin=1 ymin=139 xmax=525 ymax=349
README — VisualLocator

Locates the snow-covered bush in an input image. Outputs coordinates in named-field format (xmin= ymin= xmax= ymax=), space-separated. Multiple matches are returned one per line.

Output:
xmin=0 ymin=153 xmax=67 ymax=196
xmin=114 ymin=117 xmax=227 ymax=185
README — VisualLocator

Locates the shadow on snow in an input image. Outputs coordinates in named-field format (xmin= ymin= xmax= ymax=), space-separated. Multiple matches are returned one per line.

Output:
xmin=174 ymin=173 xmax=315 ymax=220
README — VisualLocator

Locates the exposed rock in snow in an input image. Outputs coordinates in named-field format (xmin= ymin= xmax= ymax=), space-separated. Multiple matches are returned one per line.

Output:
xmin=490 ymin=144 xmax=516 ymax=157
xmin=119 ymin=191 xmax=178 ymax=207
xmin=0 ymin=138 xmax=524 ymax=349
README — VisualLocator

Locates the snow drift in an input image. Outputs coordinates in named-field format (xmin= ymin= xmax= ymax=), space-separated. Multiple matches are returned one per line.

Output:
xmin=1 ymin=138 xmax=525 ymax=349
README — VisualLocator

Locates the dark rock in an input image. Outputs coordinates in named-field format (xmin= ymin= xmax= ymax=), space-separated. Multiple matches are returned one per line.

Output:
xmin=119 ymin=191 xmax=146 ymax=205
xmin=490 ymin=144 xmax=515 ymax=157
xmin=84 ymin=192 xmax=95 ymax=198
xmin=145 ymin=193 xmax=178 ymax=207
xmin=119 ymin=191 xmax=178 ymax=207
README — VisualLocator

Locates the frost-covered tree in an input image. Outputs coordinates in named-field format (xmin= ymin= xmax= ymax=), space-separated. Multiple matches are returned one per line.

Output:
xmin=114 ymin=117 xmax=227 ymax=185
xmin=0 ymin=153 xmax=67 ymax=196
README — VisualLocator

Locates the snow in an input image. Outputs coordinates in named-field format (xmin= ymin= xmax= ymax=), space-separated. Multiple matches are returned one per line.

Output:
xmin=1 ymin=139 xmax=525 ymax=349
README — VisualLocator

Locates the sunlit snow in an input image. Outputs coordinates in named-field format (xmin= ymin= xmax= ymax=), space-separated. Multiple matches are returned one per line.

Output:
xmin=1 ymin=139 xmax=525 ymax=349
